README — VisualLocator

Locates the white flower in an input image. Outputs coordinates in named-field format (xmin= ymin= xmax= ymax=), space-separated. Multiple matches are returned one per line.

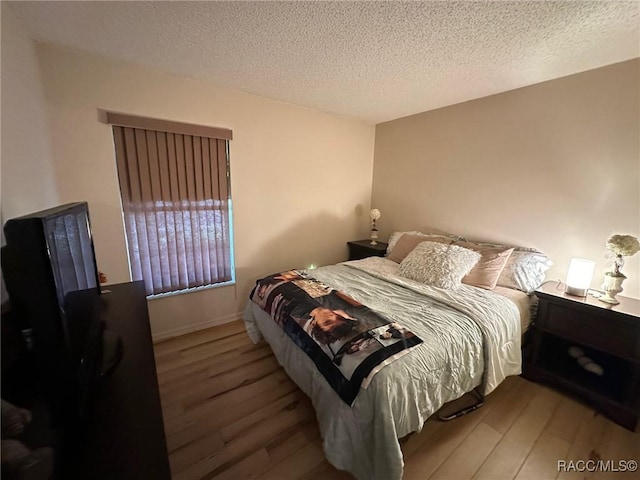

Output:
xmin=606 ymin=234 xmax=640 ymax=257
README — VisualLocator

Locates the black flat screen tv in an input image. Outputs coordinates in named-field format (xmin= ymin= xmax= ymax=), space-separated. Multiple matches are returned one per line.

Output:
xmin=1 ymin=202 xmax=106 ymax=423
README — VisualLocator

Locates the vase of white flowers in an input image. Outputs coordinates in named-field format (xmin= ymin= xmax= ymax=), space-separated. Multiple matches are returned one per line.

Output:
xmin=600 ymin=234 xmax=640 ymax=304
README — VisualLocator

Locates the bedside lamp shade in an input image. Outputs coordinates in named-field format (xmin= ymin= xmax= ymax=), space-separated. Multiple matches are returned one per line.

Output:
xmin=565 ymin=258 xmax=595 ymax=297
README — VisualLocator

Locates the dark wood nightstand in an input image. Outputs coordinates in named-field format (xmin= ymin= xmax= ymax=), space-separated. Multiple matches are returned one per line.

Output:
xmin=347 ymin=240 xmax=388 ymax=261
xmin=524 ymin=281 xmax=640 ymax=431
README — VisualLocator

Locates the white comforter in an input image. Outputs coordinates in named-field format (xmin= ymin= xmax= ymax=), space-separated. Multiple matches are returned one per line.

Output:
xmin=243 ymin=257 xmax=522 ymax=480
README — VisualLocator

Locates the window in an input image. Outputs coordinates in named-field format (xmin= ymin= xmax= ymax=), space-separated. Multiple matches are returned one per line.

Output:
xmin=108 ymin=112 xmax=234 ymax=296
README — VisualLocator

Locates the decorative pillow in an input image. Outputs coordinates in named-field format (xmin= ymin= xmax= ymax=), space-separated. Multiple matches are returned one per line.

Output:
xmin=387 ymin=229 xmax=464 ymax=255
xmin=399 ymin=241 xmax=481 ymax=289
xmin=497 ymin=250 xmax=553 ymax=293
xmin=454 ymin=241 xmax=514 ymax=290
xmin=388 ymin=234 xmax=454 ymax=263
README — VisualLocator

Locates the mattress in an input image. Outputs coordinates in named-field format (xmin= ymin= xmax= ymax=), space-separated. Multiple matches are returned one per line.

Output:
xmin=493 ymin=285 xmax=535 ymax=333
xmin=243 ymin=257 xmax=525 ymax=479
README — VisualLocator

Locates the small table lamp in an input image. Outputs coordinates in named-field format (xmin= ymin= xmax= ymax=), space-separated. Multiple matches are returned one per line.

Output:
xmin=565 ymin=258 xmax=595 ymax=297
xmin=369 ymin=209 xmax=381 ymax=245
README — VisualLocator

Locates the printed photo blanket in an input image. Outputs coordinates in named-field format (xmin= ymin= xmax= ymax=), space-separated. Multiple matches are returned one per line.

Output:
xmin=250 ymin=270 xmax=422 ymax=405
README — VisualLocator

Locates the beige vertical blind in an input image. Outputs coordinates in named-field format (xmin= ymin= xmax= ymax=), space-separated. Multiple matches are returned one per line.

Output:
xmin=110 ymin=114 xmax=233 ymax=296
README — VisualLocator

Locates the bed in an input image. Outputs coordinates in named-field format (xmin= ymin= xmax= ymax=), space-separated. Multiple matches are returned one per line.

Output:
xmin=243 ymin=232 xmax=549 ymax=480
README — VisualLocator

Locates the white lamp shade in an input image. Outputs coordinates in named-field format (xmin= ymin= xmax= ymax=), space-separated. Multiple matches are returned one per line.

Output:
xmin=565 ymin=258 xmax=595 ymax=296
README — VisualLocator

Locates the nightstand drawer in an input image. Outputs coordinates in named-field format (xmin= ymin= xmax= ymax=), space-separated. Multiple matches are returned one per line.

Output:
xmin=347 ymin=240 xmax=388 ymax=261
xmin=541 ymin=302 xmax=639 ymax=358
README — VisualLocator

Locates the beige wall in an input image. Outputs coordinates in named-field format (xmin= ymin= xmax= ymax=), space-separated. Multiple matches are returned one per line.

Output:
xmin=34 ymin=44 xmax=375 ymax=339
xmin=4 ymin=6 xmax=637 ymax=337
xmin=1 ymin=5 xmax=59 ymax=221
xmin=373 ymin=59 xmax=640 ymax=299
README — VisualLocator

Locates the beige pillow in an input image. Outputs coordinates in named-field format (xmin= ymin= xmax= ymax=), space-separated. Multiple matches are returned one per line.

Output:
xmin=388 ymin=234 xmax=454 ymax=263
xmin=386 ymin=229 xmax=464 ymax=255
xmin=454 ymin=241 xmax=514 ymax=290
xmin=399 ymin=241 xmax=481 ymax=289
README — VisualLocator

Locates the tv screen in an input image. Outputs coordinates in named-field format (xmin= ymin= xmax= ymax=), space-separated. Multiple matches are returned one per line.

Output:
xmin=2 ymin=202 xmax=102 ymax=422
xmin=44 ymin=207 xmax=99 ymax=309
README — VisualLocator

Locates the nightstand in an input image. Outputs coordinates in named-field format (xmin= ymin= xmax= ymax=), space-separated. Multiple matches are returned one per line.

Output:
xmin=524 ymin=281 xmax=640 ymax=431
xmin=347 ymin=240 xmax=388 ymax=261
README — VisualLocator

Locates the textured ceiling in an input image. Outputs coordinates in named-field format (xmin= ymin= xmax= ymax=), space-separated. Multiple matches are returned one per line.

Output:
xmin=8 ymin=1 xmax=640 ymax=123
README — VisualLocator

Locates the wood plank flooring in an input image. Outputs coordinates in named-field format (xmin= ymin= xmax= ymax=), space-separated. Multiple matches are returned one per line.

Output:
xmin=154 ymin=321 xmax=639 ymax=480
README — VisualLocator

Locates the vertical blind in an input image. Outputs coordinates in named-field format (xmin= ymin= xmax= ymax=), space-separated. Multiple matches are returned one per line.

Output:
xmin=109 ymin=113 xmax=233 ymax=296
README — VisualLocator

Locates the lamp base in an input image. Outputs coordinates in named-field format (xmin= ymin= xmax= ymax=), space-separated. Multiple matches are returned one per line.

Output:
xmin=565 ymin=285 xmax=588 ymax=297
xmin=369 ymin=228 xmax=378 ymax=246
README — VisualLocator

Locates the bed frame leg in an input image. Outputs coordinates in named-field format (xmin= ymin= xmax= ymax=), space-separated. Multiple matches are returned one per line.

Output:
xmin=437 ymin=388 xmax=485 ymax=421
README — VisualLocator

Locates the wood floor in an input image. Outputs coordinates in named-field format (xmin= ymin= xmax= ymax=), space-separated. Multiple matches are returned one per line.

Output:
xmin=154 ymin=320 xmax=639 ymax=480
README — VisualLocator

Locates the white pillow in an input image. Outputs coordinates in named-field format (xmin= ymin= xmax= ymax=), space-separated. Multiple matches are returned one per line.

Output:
xmin=497 ymin=250 xmax=553 ymax=293
xmin=399 ymin=241 xmax=481 ymax=289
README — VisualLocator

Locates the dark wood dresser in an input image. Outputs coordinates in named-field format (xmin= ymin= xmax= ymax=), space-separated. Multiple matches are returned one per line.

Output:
xmin=63 ymin=281 xmax=171 ymax=479
xmin=524 ymin=281 xmax=640 ymax=431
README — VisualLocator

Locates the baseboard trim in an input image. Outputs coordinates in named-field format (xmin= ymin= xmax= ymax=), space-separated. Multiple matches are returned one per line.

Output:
xmin=152 ymin=312 xmax=243 ymax=343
